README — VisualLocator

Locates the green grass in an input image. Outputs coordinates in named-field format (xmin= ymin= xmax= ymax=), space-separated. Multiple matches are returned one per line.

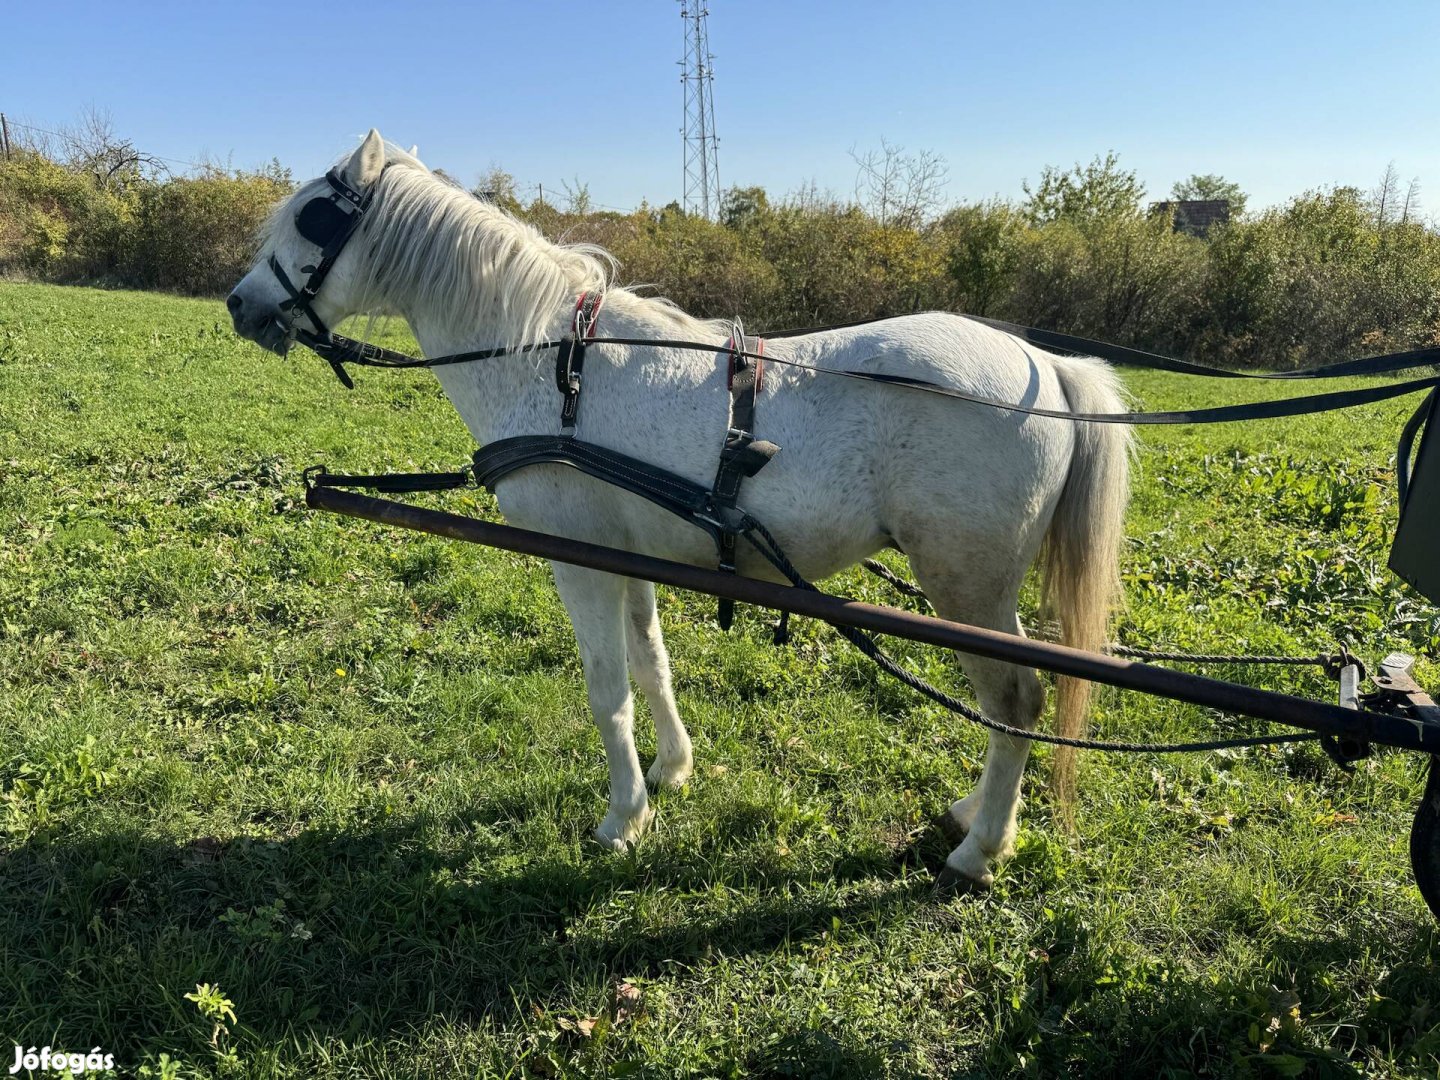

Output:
xmin=1 ymin=280 xmax=1438 ymax=1079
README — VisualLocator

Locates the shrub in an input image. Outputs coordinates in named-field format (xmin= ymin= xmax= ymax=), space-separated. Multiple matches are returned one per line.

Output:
xmin=0 ymin=150 xmax=137 ymax=281
xmin=6 ymin=138 xmax=1440 ymax=371
xmin=125 ymin=169 xmax=291 ymax=295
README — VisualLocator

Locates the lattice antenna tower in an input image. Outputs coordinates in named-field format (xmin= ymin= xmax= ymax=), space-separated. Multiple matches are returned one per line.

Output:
xmin=679 ymin=2 xmax=721 ymax=218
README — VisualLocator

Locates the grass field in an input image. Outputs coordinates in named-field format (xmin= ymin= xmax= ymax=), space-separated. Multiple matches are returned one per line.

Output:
xmin=1 ymin=280 xmax=1438 ymax=1079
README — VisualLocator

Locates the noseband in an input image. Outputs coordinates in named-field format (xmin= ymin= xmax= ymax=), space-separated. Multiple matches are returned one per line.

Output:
xmin=267 ymin=166 xmax=382 ymax=357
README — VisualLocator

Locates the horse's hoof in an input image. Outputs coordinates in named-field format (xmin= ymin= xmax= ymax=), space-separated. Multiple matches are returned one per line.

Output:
xmin=594 ymin=804 xmax=653 ymax=852
xmin=933 ymin=810 xmax=969 ymax=847
xmin=934 ymin=862 xmax=993 ymax=895
xmin=593 ymin=831 xmax=631 ymax=853
xmin=646 ymin=756 xmax=693 ymax=791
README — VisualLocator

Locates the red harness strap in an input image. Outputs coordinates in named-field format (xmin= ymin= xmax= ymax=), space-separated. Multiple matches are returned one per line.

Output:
xmin=573 ymin=290 xmax=604 ymax=340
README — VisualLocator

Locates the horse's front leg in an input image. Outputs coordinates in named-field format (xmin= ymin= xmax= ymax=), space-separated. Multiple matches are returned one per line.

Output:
xmin=551 ymin=563 xmax=652 ymax=850
xmin=625 ymin=579 xmax=693 ymax=790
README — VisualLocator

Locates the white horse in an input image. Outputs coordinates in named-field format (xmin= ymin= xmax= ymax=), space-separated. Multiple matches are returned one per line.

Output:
xmin=227 ymin=130 xmax=1131 ymax=890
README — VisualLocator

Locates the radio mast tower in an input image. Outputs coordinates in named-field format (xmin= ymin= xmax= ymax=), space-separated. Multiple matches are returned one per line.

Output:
xmin=679 ymin=3 xmax=721 ymax=218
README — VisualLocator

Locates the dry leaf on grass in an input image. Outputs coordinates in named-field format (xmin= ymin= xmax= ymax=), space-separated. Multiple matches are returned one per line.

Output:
xmin=612 ymin=981 xmax=642 ymax=1024
xmin=556 ymin=1016 xmax=598 ymax=1038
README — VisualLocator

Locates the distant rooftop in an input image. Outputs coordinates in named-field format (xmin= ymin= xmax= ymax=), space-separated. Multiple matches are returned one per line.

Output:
xmin=1150 ymin=199 xmax=1231 ymax=237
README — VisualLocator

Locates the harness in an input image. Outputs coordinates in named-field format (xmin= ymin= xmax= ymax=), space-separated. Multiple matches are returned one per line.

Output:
xmin=555 ymin=291 xmax=604 ymax=432
xmin=470 ymin=311 xmax=781 ymax=629
xmin=268 ymin=167 xmax=1440 ymax=631
xmin=711 ymin=326 xmax=779 ymax=628
xmin=267 ymin=166 xmax=384 ymax=388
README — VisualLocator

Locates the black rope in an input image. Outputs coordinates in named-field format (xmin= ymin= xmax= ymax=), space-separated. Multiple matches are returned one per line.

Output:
xmin=860 ymin=558 xmax=931 ymax=606
xmin=860 ymin=559 xmax=1339 ymax=671
xmin=743 ymin=522 xmax=1318 ymax=754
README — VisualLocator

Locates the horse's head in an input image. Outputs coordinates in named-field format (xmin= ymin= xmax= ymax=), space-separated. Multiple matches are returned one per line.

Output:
xmin=228 ymin=129 xmax=396 ymax=355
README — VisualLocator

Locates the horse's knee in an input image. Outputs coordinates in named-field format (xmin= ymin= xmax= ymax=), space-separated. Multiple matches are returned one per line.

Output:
xmin=1014 ymin=667 xmax=1045 ymax=727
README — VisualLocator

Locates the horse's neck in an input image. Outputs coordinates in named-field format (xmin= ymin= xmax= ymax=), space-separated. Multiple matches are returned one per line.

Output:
xmin=405 ymin=310 xmax=566 ymax=444
xmin=378 ymin=212 xmax=583 ymax=439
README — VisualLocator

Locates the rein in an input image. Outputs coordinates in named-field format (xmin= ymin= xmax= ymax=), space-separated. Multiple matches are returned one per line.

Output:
xmin=267 ymin=168 xmax=1440 ymax=423
xmin=298 ymin=319 xmax=1440 ymax=426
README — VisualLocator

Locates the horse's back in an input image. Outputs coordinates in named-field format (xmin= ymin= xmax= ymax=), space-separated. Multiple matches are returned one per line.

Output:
xmin=740 ymin=313 xmax=1091 ymax=577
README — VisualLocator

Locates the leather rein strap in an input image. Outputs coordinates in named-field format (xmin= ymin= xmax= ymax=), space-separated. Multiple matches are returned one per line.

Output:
xmin=299 ymin=315 xmax=1440 ymax=427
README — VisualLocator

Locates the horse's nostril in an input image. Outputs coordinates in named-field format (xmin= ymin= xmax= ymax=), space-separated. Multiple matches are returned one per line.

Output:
xmin=226 ymin=293 xmax=243 ymax=315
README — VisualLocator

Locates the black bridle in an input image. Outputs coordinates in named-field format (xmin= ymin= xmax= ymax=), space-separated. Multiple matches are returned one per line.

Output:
xmin=267 ymin=166 xmax=383 ymax=386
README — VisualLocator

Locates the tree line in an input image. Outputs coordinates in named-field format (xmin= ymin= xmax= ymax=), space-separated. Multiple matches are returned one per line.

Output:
xmin=3 ymin=118 xmax=1437 ymax=371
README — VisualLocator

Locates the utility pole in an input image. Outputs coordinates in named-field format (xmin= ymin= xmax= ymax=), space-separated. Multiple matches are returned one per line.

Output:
xmin=678 ymin=3 xmax=721 ymax=219
xmin=1 ymin=115 xmax=11 ymax=160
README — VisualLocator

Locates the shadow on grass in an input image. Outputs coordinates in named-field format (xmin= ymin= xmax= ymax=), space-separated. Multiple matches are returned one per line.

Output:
xmin=971 ymin=901 xmax=1440 ymax=1077
xmin=0 ymin=796 xmax=928 ymax=1068
xmin=7 ymin=798 xmax=1439 ymax=1076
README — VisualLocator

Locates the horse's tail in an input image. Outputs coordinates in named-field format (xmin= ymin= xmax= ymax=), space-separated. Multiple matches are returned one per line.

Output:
xmin=1041 ymin=355 xmax=1132 ymax=823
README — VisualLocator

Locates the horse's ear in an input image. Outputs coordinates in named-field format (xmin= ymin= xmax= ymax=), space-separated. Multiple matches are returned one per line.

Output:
xmin=343 ymin=129 xmax=386 ymax=189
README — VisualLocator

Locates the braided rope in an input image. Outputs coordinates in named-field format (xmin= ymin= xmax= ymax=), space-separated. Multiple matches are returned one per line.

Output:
xmin=760 ymin=529 xmax=1318 ymax=753
xmin=860 ymin=558 xmax=1334 ymax=671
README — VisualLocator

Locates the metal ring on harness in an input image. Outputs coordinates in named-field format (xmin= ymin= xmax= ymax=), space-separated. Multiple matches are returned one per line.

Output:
xmin=554 ymin=292 xmax=604 ymax=434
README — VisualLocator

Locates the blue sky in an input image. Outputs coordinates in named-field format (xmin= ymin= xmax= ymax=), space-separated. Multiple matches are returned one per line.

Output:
xmin=7 ymin=0 xmax=1440 ymax=214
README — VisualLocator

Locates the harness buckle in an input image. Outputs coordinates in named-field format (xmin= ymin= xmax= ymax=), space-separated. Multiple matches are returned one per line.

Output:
xmin=554 ymin=292 xmax=604 ymax=432
xmin=726 ymin=328 xmax=764 ymax=392
xmin=555 ymin=335 xmax=583 ymax=393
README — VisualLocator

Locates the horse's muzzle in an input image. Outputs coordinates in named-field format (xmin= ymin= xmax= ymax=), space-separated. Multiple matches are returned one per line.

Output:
xmin=227 ymin=292 xmax=293 ymax=356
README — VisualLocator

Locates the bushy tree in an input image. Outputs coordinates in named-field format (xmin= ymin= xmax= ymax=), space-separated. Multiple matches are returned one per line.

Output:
xmin=1022 ymin=152 xmax=1145 ymax=224
xmin=127 ymin=168 xmax=292 ymax=294
xmin=934 ymin=201 xmax=1025 ymax=315
xmin=1171 ymin=173 xmax=1248 ymax=216
xmin=0 ymin=149 xmax=137 ymax=280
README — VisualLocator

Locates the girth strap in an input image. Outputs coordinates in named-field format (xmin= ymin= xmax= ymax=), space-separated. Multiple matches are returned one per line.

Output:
xmin=712 ymin=325 xmax=780 ymax=630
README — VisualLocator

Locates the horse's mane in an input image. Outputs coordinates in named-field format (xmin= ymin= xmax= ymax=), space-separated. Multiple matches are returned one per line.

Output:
xmin=272 ymin=144 xmax=719 ymax=351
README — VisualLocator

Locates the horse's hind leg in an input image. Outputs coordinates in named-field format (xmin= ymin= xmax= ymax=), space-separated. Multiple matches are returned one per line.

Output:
xmin=939 ymin=642 xmax=1046 ymax=890
xmin=907 ymin=562 xmax=1046 ymax=889
xmin=550 ymin=562 xmax=652 ymax=851
xmin=625 ymin=579 xmax=694 ymax=789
